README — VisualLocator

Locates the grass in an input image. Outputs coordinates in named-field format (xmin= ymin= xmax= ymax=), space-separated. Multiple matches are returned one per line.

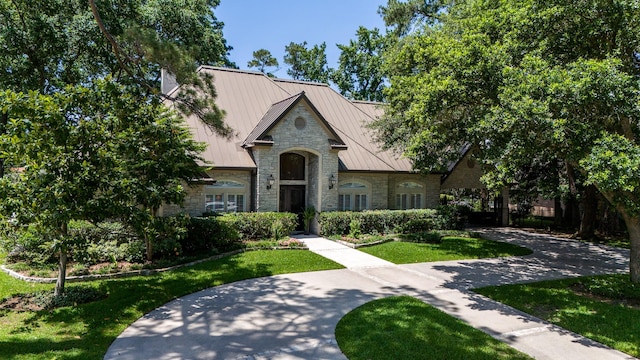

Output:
xmin=359 ymin=236 xmax=532 ymax=264
xmin=0 ymin=250 xmax=342 ymax=360
xmin=475 ymin=274 xmax=640 ymax=358
xmin=335 ymin=295 xmax=532 ymax=360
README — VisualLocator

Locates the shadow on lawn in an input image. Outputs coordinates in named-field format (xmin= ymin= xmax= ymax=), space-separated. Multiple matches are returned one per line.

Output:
xmin=0 ymin=254 xmax=312 ymax=359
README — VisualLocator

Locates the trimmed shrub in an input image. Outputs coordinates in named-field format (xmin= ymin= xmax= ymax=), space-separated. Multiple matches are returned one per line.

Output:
xmin=318 ymin=208 xmax=460 ymax=237
xmin=183 ymin=217 xmax=241 ymax=255
xmin=221 ymin=212 xmax=297 ymax=240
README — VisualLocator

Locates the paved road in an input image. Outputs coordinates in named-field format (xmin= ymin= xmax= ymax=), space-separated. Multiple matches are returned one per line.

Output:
xmin=104 ymin=228 xmax=635 ymax=360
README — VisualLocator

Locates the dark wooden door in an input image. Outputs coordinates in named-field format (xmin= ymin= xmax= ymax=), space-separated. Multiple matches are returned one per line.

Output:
xmin=279 ymin=185 xmax=305 ymax=230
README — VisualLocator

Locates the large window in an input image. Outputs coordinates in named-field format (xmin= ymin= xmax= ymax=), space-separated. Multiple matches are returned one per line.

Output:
xmin=338 ymin=182 xmax=368 ymax=211
xmin=280 ymin=153 xmax=305 ymax=180
xmin=205 ymin=180 xmax=245 ymax=213
xmin=396 ymin=181 xmax=423 ymax=209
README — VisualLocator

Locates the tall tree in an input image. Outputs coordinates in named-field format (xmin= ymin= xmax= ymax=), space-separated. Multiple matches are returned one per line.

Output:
xmin=283 ymin=41 xmax=331 ymax=83
xmin=247 ymin=49 xmax=279 ymax=77
xmin=375 ymin=0 xmax=640 ymax=281
xmin=331 ymin=27 xmax=390 ymax=102
xmin=378 ymin=0 xmax=450 ymax=36
xmin=0 ymin=0 xmax=234 ymax=134
xmin=0 ymin=0 xmax=232 ymax=294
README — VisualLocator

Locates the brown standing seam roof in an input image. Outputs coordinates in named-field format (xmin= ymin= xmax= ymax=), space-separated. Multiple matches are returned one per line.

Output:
xmin=178 ymin=66 xmax=414 ymax=172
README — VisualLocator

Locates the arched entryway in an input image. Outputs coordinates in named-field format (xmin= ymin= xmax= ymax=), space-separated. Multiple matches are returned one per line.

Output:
xmin=278 ymin=151 xmax=320 ymax=231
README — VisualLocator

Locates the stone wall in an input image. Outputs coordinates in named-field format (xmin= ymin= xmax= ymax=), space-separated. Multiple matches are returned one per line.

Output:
xmin=441 ymin=151 xmax=485 ymax=190
xmin=161 ymin=169 xmax=252 ymax=217
xmin=251 ymin=101 xmax=341 ymax=212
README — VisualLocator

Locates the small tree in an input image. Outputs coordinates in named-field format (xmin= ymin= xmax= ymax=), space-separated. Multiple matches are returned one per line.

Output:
xmin=0 ymin=79 xmax=205 ymax=295
xmin=247 ymin=49 xmax=279 ymax=77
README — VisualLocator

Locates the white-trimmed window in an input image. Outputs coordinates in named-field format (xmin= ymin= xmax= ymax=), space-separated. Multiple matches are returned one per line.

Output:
xmin=396 ymin=182 xmax=424 ymax=210
xmin=338 ymin=182 xmax=369 ymax=211
xmin=205 ymin=180 xmax=246 ymax=213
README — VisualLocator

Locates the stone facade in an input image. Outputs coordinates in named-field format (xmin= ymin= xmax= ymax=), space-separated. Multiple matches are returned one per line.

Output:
xmin=441 ymin=150 xmax=486 ymax=190
xmin=251 ymin=102 xmax=341 ymax=213
xmin=161 ymin=170 xmax=252 ymax=217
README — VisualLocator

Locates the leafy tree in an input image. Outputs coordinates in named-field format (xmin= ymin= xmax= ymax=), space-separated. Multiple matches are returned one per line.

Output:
xmin=376 ymin=0 xmax=640 ymax=281
xmin=378 ymin=0 xmax=450 ymax=36
xmin=0 ymin=0 xmax=233 ymax=134
xmin=331 ymin=27 xmax=390 ymax=102
xmin=0 ymin=0 xmax=231 ymax=294
xmin=247 ymin=49 xmax=279 ymax=77
xmin=283 ymin=41 xmax=331 ymax=83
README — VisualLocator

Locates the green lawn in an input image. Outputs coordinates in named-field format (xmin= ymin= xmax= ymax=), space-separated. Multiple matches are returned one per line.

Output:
xmin=359 ymin=236 xmax=532 ymax=264
xmin=475 ymin=274 xmax=640 ymax=358
xmin=335 ymin=296 xmax=532 ymax=360
xmin=0 ymin=250 xmax=342 ymax=360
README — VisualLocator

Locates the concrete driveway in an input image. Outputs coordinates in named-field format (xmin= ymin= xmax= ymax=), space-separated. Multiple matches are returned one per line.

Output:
xmin=104 ymin=228 xmax=635 ymax=360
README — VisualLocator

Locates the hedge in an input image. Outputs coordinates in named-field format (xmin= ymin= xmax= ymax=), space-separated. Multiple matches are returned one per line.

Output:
xmin=317 ymin=206 xmax=464 ymax=236
xmin=219 ymin=212 xmax=298 ymax=240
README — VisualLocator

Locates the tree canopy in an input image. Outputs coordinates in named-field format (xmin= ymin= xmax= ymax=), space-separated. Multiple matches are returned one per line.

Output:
xmin=375 ymin=0 xmax=640 ymax=281
xmin=331 ymin=27 xmax=390 ymax=102
xmin=283 ymin=41 xmax=331 ymax=83
xmin=0 ymin=0 xmax=231 ymax=294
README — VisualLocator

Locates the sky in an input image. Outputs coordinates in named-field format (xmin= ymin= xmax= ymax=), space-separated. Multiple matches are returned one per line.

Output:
xmin=215 ymin=0 xmax=388 ymax=78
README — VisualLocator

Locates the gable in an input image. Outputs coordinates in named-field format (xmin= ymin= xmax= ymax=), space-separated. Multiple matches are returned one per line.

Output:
xmin=243 ymin=91 xmax=346 ymax=150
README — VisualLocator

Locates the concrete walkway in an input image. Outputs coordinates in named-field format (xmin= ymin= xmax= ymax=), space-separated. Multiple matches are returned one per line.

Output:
xmin=104 ymin=228 xmax=636 ymax=360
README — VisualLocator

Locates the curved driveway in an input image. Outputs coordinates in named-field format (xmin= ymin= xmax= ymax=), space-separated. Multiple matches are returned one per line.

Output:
xmin=104 ymin=228 xmax=635 ymax=360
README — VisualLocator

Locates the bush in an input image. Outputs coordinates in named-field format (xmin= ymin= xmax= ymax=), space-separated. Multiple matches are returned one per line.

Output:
xmin=68 ymin=221 xmax=143 ymax=265
xmin=31 ymin=285 xmax=107 ymax=309
xmin=221 ymin=212 xmax=297 ymax=240
xmin=1 ymin=225 xmax=54 ymax=265
xmin=183 ymin=217 xmax=241 ymax=254
xmin=319 ymin=209 xmax=445 ymax=236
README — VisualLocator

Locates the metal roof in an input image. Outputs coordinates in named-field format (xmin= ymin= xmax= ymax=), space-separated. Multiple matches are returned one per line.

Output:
xmin=180 ymin=67 xmax=414 ymax=172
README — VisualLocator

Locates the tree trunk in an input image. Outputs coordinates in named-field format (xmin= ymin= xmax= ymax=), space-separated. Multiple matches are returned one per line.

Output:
xmin=54 ymin=223 xmax=69 ymax=297
xmin=579 ymin=185 xmax=598 ymax=239
xmin=622 ymin=214 xmax=640 ymax=283
xmin=554 ymin=196 xmax=563 ymax=227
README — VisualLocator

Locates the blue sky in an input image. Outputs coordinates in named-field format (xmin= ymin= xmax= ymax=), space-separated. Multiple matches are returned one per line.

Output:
xmin=216 ymin=0 xmax=388 ymax=78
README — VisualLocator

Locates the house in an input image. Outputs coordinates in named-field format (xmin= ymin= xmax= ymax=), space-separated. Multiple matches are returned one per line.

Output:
xmin=161 ymin=67 xmax=506 ymax=229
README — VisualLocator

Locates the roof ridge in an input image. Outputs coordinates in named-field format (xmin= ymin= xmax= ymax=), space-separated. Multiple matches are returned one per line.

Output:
xmin=197 ymin=65 xmax=266 ymax=76
xmin=271 ymin=91 xmax=305 ymax=106
xmin=273 ymin=78 xmax=330 ymax=87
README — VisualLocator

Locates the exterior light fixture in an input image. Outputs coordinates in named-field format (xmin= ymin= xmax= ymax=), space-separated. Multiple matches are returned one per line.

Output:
xmin=329 ymin=174 xmax=337 ymax=189
xmin=267 ymin=174 xmax=275 ymax=190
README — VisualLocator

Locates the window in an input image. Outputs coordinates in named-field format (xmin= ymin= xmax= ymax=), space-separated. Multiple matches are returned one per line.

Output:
xmin=396 ymin=182 xmax=424 ymax=210
xmin=205 ymin=180 xmax=246 ymax=213
xmin=280 ymin=153 xmax=305 ymax=180
xmin=338 ymin=182 xmax=369 ymax=211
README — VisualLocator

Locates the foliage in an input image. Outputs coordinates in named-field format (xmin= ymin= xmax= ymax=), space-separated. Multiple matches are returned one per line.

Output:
xmin=0 ymin=0 xmax=233 ymax=132
xmin=283 ymin=41 xmax=331 ymax=83
xmin=477 ymin=274 xmax=640 ymax=357
xmin=2 ymin=285 xmax=108 ymax=310
xmin=220 ymin=212 xmax=297 ymax=240
xmin=247 ymin=48 xmax=279 ymax=76
xmin=376 ymin=0 xmax=640 ymax=281
xmin=330 ymin=26 xmax=390 ymax=102
xmin=0 ymin=250 xmax=343 ymax=359
xmin=318 ymin=207 xmax=462 ymax=236
xmin=0 ymin=80 xmax=207 ymax=294
xmin=348 ymin=219 xmax=362 ymax=239
xmin=335 ymin=296 xmax=532 ymax=360
xmin=183 ymin=217 xmax=241 ymax=255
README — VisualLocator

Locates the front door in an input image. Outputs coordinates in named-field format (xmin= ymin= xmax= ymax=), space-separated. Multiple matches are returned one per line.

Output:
xmin=279 ymin=185 xmax=306 ymax=231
